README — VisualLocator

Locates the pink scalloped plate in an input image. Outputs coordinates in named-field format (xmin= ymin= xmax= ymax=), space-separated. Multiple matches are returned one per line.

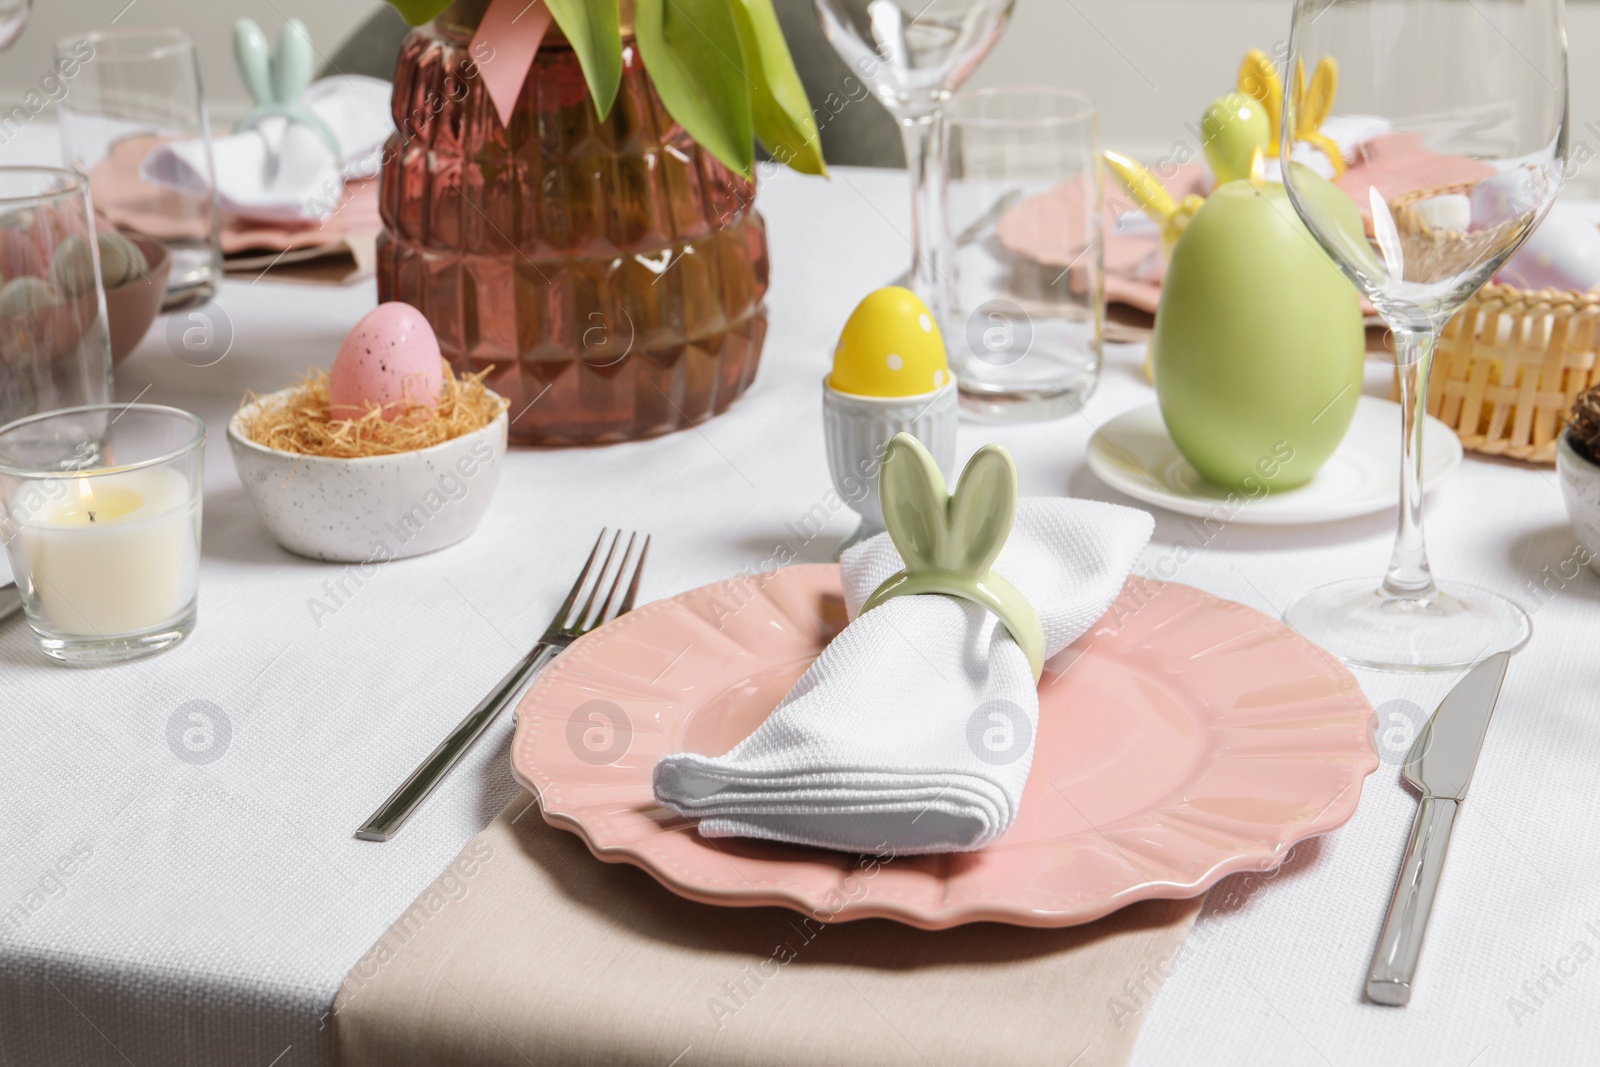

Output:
xmin=511 ymin=564 xmax=1378 ymax=929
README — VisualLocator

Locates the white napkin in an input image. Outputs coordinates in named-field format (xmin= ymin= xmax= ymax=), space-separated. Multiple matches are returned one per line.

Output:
xmin=653 ymin=498 xmax=1154 ymax=855
xmin=1262 ymin=114 xmax=1393 ymax=181
xmin=141 ymin=75 xmax=393 ymax=224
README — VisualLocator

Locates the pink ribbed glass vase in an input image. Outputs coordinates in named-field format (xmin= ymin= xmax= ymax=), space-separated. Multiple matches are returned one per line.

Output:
xmin=377 ymin=1 xmax=769 ymax=445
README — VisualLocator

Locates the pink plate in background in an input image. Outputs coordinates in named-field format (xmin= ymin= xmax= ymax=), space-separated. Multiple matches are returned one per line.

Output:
xmin=511 ymin=565 xmax=1378 ymax=929
xmin=1000 ymin=133 xmax=1495 ymax=316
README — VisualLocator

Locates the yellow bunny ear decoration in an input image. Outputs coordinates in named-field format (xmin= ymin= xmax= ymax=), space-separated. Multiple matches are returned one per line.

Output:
xmin=1238 ymin=49 xmax=1284 ymax=146
xmin=1237 ymin=49 xmax=1345 ymax=178
xmin=860 ymin=433 xmax=1045 ymax=680
xmin=1295 ymin=57 xmax=1345 ymax=178
xmin=1102 ymin=150 xmax=1203 ymax=382
xmin=1103 ymin=151 xmax=1206 ymax=259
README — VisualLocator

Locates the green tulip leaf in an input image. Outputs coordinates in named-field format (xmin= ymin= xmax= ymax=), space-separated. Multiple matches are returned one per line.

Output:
xmin=387 ymin=0 xmax=453 ymax=27
xmin=383 ymin=0 xmax=821 ymax=177
xmin=635 ymin=0 xmax=755 ymax=178
xmin=546 ymin=0 xmax=624 ymax=119
xmin=728 ymin=0 xmax=826 ymax=176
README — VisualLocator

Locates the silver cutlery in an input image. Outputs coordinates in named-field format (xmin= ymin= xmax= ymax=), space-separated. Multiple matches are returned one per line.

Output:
xmin=1366 ymin=650 xmax=1512 ymax=1006
xmin=0 ymin=581 xmax=20 ymax=624
xmin=355 ymin=529 xmax=650 ymax=842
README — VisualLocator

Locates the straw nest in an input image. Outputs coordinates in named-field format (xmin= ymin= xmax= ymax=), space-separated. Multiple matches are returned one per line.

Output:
xmin=238 ymin=362 xmax=508 ymax=459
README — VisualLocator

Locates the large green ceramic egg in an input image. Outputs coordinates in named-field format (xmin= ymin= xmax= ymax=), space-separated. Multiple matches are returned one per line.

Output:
xmin=1152 ymin=173 xmax=1365 ymax=492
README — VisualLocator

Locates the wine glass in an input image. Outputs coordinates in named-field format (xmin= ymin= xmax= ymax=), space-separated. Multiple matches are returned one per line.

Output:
xmin=813 ymin=0 xmax=1016 ymax=311
xmin=1280 ymin=0 xmax=1568 ymax=671
xmin=0 ymin=0 xmax=30 ymax=57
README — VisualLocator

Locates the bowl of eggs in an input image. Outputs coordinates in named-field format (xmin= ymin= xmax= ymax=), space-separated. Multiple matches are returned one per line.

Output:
xmin=0 ymin=225 xmax=168 ymax=366
xmin=0 ymin=227 xmax=172 ymax=364
xmin=98 ymin=233 xmax=171 ymax=363
xmin=227 ymin=303 xmax=510 ymax=562
xmin=0 ymin=228 xmax=95 ymax=363
xmin=823 ymin=286 xmax=958 ymax=550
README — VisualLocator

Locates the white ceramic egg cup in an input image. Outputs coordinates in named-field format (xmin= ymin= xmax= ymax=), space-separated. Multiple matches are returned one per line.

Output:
xmin=228 ymin=387 xmax=509 ymax=563
xmin=822 ymin=375 xmax=958 ymax=555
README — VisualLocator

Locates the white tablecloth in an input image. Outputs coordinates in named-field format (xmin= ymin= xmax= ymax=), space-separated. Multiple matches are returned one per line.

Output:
xmin=1 ymin=122 xmax=1598 ymax=1066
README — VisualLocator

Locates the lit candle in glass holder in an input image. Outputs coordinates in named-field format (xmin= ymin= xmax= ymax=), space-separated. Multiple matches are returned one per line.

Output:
xmin=0 ymin=404 xmax=204 ymax=663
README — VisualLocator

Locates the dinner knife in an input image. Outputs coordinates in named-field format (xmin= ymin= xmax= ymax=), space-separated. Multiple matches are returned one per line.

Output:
xmin=0 ymin=581 xmax=21 ymax=624
xmin=1366 ymin=650 xmax=1512 ymax=1007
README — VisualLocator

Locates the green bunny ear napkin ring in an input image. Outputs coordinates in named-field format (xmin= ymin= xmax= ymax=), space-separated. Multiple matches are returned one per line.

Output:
xmin=859 ymin=433 xmax=1046 ymax=680
xmin=233 ymin=18 xmax=341 ymax=158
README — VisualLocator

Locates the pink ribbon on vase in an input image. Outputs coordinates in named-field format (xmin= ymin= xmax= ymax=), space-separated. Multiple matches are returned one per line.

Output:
xmin=470 ymin=0 xmax=553 ymax=129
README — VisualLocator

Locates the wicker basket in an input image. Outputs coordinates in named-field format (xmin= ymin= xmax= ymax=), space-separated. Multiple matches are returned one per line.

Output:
xmin=1420 ymin=285 xmax=1600 ymax=465
xmin=1386 ymin=185 xmax=1600 ymax=465
xmin=1389 ymin=182 xmax=1526 ymax=286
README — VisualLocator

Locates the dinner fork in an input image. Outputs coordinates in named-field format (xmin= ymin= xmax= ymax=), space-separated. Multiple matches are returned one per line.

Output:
xmin=355 ymin=529 xmax=650 ymax=842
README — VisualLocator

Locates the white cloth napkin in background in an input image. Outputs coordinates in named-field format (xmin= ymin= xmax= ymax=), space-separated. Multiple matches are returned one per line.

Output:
xmin=653 ymin=498 xmax=1154 ymax=855
xmin=142 ymin=75 xmax=393 ymax=224
xmin=1262 ymin=114 xmax=1393 ymax=181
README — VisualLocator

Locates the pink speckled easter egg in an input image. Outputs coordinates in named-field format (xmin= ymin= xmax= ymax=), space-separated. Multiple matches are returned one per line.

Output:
xmin=328 ymin=302 xmax=445 ymax=421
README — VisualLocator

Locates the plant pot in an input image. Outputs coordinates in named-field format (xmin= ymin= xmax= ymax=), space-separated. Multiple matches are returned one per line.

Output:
xmin=1557 ymin=429 xmax=1600 ymax=576
xmin=376 ymin=0 xmax=769 ymax=445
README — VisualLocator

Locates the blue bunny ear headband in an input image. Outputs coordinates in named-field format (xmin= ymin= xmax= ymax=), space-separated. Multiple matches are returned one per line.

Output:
xmin=859 ymin=433 xmax=1045 ymax=680
xmin=233 ymin=19 xmax=341 ymax=158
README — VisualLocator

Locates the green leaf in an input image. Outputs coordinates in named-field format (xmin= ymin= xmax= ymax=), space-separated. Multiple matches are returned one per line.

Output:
xmin=545 ymin=0 xmax=624 ymax=119
xmin=728 ymin=0 xmax=826 ymax=176
xmin=634 ymin=0 xmax=755 ymax=178
xmin=386 ymin=0 xmax=453 ymax=27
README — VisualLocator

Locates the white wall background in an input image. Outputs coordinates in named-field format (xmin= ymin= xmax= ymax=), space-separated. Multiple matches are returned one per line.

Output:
xmin=966 ymin=0 xmax=1600 ymax=177
xmin=0 ymin=0 xmax=382 ymax=125
xmin=2 ymin=0 xmax=1597 ymax=178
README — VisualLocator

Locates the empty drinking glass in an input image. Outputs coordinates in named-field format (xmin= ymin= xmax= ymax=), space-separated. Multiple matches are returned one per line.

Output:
xmin=944 ymin=88 xmax=1103 ymax=420
xmin=55 ymin=28 xmax=221 ymax=309
xmin=814 ymin=0 xmax=1016 ymax=313
xmin=0 ymin=166 xmax=112 ymax=429
xmin=0 ymin=0 xmax=30 ymax=57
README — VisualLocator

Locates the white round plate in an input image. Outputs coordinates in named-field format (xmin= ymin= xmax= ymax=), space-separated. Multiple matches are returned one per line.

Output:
xmin=1086 ymin=396 xmax=1463 ymax=526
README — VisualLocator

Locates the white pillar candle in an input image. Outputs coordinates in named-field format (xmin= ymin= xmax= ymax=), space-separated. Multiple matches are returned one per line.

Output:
xmin=11 ymin=467 xmax=199 ymax=637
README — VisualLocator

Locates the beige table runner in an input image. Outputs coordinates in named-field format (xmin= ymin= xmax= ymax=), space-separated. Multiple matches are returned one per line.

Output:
xmin=333 ymin=796 xmax=1201 ymax=1067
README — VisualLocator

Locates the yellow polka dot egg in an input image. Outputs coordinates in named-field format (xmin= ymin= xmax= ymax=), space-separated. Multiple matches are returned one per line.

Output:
xmin=830 ymin=287 xmax=950 ymax=398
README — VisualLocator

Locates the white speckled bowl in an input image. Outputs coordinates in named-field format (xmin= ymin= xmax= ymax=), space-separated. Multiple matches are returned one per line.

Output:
xmin=227 ymin=388 xmax=509 ymax=563
xmin=1557 ymin=429 xmax=1600 ymax=575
